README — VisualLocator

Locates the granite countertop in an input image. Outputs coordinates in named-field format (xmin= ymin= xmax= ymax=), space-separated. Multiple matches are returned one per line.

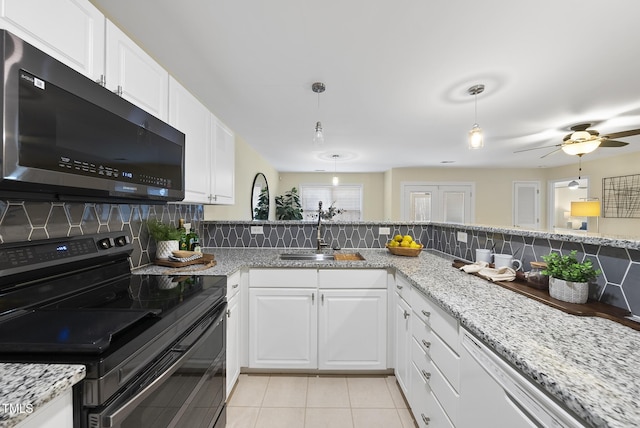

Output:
xmin=134 ymin=247 xmax=640 ymax=428
xmin=0 ymin=363 xmax=85 ymax=428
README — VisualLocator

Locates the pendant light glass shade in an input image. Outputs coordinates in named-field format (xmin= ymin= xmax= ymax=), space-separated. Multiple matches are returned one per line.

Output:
xmin=313 ymin=121 xmax=324 ymax=145
xmin=332 ymin=154 xmax=339 ymax=186
xmin=469 ymin=124 xmax=484 ymax=149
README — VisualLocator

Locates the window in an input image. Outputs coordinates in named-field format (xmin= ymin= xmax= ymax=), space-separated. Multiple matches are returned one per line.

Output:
xmin=300 ymin=185 xmax=362 ymax=221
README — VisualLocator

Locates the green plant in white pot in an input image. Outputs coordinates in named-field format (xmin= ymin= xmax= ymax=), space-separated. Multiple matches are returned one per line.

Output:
xmin=145 ymin=218 xmax=182 ymax=260
xmin=541 ymin=250 xmax=600 ymax=304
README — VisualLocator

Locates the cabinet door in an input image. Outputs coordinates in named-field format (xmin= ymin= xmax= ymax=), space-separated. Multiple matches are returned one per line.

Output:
xmin=210 ymin=118 xmax=235 ymax=204
xmin=1 ymin=0 xmax=105 ymax=81
xmin=226 ymin=292 xmax=240 ymax=399
xmin=318 ymin=289 xmax=387 ymax=370
xmin=168 ymin=77 xmax=211 ymax=203
xmin=395 ymin=294 xmax=412 ymax=395
xmin=249 ymin=288 xmax=317 ymax=369
xmin=105 ymin=21 xmax=168 ymax=120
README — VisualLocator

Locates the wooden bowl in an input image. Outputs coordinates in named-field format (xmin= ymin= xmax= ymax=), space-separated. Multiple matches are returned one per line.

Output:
xmin=386 ymin=244 xmax=423 ymax=257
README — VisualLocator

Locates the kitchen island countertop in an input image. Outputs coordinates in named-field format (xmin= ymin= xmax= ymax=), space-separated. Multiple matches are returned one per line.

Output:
xmin=135 ymin=248 xmax=640 ymax=428
xmin=0 ymin=363 xmax=85 ymax=428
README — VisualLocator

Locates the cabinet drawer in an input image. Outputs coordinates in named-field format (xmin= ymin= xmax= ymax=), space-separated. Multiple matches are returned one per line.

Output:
xmin=394 ymin=274 xmax=412 ymax=301
xmin=410 ymin=362 xmax=455 ymax=428
xmin=411 ymin=338 xmax=459 ymax=427
xmin=227 ymin=271 xmax=241 ymax=299
xmin=249 ymin=268 xmax=317 ymax=287
xmin=411 ymin=290 xmax=459 ymax=354
xmin=412 ymin=315 xmax=460 ymax=391
xmin=318 ymin=269 xmax=387 ymax=289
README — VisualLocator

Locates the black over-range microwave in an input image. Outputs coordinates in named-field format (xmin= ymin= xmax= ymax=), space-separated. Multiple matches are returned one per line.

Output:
xmin=0 ymin=30 xmax=185 ymax=203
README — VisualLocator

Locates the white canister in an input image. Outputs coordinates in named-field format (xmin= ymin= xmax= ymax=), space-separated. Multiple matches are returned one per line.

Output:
xmin=476 ymin=249 xmax=492 ymax=264
xmin=493 ymin=253 xmax=522 ymax=271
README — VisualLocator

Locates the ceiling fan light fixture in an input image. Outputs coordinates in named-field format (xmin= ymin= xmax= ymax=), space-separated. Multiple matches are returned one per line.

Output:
xmin=561 ymin=139 xmax=601 ymax=155
xmin=570 ymin=130 xmax=592 ymax=142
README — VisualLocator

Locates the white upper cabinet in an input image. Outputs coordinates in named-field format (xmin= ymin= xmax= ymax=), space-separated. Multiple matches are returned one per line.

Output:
xmin=211 ymin=118 xmax=235 ymax=204
xmin=168 ymin=77 xmax=211 ymax=204
xmin=0 ymin=0 xmax=105 ymax=81
xmin=105 ymin=21 xmax=168 ymax=121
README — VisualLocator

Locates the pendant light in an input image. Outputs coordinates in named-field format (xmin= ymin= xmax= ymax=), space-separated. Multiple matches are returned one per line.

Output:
xmin=468 ymin=84 xmax=485 ymax=149
xmin=312 ymin=82 xmax=326 ymax=146
xmin=332 ymin=154 xmax=339 ymax=186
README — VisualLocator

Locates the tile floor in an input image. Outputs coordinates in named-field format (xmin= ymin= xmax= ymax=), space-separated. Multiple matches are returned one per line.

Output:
xmin=227 ymin=374 xmax=418 ymax=428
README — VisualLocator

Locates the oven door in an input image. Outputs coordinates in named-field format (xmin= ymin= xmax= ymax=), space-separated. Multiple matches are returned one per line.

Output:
xmin=87 ymin=303 xmax=226 ymax=428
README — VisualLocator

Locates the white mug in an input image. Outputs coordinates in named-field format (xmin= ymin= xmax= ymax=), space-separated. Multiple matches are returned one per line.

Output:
xmin=476 ymin=249 xmax=492 ymax=264
xmin=493 ymin=253 xmax=522 ymax=271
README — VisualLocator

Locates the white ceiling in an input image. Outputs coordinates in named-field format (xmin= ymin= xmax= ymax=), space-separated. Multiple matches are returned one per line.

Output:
xmin=90 ymin=0 xmax=640 ymax=173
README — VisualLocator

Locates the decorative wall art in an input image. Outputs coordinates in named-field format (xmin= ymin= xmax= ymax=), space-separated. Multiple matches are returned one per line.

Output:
xmin=602 ymin=174 xmax=640 ymax=218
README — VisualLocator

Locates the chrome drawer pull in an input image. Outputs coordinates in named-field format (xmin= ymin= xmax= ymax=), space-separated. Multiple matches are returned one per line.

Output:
xmin=421 ymin=414 xmax=430 ymax=425
xmin=396 ymin=285 xmax=403 ymax=290
xmin=422 ymin=339 xmax=431 ymax=349
xmin=232 ymin=283 xmax=239 ymax=289
xmin=421 ymin=310 xmax=431 ymax=317
xmin=226 ymin=309 xmax=231 ymax=318
xmin=403 ymin=310 xmax=410 ymax=319
xmin=421 ymin=369 xmax=431 ymax=381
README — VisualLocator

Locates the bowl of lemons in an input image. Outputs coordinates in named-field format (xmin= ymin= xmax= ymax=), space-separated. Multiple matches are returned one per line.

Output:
xmin=386 ymin=234 xmax=423 ymax=257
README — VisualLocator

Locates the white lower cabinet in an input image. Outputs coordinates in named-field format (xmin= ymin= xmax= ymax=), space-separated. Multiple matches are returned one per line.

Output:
xmin=248 ymin=268 xmax=387 ymax=371
xmin=318 ymin=289 xmax=387 ymax=370
xmin=15 ymin=388 xmax=72 ymax=428
xmin=394 ymin=287 xmax=412 ymax=395
xmin=226 ymin=272 xmax=241 ymax=399
xmin=249 ymin=287 xmax=318 ymax=369
xmin=410 ymin=361 xmax=455 ymax=428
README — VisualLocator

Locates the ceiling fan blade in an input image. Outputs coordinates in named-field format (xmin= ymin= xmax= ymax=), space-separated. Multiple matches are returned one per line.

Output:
xmin=602 ymin=128 xmax=640 ymax=139
xmin=599 ymin=139 xmax=629 ymax=147
xmin=513 ymin=143 xmax=561 ymax=154
xmin=540 ymin=147 xmax=562 ymax=158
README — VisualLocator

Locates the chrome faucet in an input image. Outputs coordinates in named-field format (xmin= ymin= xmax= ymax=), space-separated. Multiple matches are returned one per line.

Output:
xmin=316 ymin=201 xmax=328 ymax=251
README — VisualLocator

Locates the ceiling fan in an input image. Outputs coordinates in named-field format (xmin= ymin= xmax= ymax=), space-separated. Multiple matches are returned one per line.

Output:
xmin=514 ymin=123 xmax=640 ymax=158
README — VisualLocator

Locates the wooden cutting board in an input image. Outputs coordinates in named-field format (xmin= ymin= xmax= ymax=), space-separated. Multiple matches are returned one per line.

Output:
xmin=154 ymin=253 xmax=215 ymax=268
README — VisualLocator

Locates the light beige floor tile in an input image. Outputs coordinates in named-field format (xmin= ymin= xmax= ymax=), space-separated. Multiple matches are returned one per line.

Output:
xmin=261 ymin=375 xmax=309 ymax=408
xmin=347 ymin=377 xmax=395 ymax=408
xmin=385 ymin=376 xmax=409 ymax=409
xmin=225 ymin=406 xmax=260 ymax=428
xmin=228 ymin=374 xmax=269 ymax=407
xmin=254 ymin=407 xmax=305 ymax=428
xmin=397 ymin=408 xmax=418 ymax=428
xmin=352 ymin=408 xmax=404 ymax=428
xmin=307 ymin=376 xmax=351 ymax=408
xmin=305 ymin=408 xmax=354 ymax=428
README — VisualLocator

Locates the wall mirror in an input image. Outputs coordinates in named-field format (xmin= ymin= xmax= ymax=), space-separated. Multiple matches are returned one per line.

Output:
xmin=251 ymin=173 xmax=269 ymax=220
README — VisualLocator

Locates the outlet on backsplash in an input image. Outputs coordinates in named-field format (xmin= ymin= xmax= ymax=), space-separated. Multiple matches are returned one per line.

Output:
xmin=379 ymin=227 xmax=391 ymax=235
xmin=250 ymin=226 xmax=264 ymax=234
xmin=457 ymin=231 xmax=468 ymax=242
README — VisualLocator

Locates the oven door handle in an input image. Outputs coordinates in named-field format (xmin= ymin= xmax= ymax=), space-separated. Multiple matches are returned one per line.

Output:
xmin=98 ymin=309 xmax=224 ymax=428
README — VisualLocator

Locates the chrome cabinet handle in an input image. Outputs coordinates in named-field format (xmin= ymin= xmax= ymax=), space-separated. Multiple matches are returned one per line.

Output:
xmin=403 ymin=310 xmax=410 ymax=319
xmin=113 ymin=85 xmax=123 ymax=96
xmin=226 ymin=309 xmax=231 ymax=318
xmin=232 ymin=283 xmax=239 ymax=289
xmin=421 ymin=369 xmax=431 ymax=381
xmin=312 ymin=293 xmax=315 ymax=304
xmin=422 ymin=339 xmax=431 ymax=349
xmin=421 ymin=310 xmax=431 ymax=318
xmin=396 ymin=285 xmax=403 ymax=290
xmin=321 ymin=294 xmax=324 ymax=304
xmin=421 ymin=414 xmax=430 ymax=425
xmin=95 ymin=74 xmax=106 ymax=86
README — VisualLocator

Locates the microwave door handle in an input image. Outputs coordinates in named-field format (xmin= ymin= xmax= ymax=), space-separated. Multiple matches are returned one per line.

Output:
xmin=98 ymin=316 xmax=220 ymax=427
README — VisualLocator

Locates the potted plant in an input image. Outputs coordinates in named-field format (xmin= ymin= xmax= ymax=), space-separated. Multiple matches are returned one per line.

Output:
xmin=541 ymin=250 xmax=600 ymax=304
xmin=145 ymin=218 xmax=182 ymax=259
xmin=275 ymin=187 xmax=303 ymax=220
xmin=253 ymin=187 xmax=270 ymax=220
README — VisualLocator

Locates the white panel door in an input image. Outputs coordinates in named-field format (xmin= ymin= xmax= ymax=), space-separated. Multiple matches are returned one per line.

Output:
xmin=318 ymin=289 xmax=387 ymax=370
xmin=168 ymin=77 xmax=211 ymax=203
xmin=249 ymin=288 xmax=317 ymax=369
xmin=105 ymin=21 xmax=168 ymax=120
xmin=1 ymin=0 xmax=105 ymax=80
xmin=513 ymin=181 xmax=540 ymax=230
xmin=403 ymin=183 xmax=473 ymax=223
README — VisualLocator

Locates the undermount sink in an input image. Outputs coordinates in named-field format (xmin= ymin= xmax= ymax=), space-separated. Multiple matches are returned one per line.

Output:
xmin=279 ymin=252 xmax=365 ymax=261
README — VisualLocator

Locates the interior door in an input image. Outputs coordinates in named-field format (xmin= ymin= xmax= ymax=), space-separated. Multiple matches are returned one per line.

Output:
xmin=513 ymin=181 xmax=540 ymax=229
xmin=403 ymin=184 xmax=472 ymax=223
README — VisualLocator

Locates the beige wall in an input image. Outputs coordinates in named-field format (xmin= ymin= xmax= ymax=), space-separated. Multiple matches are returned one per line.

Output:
xmin=204 ymin=136 xmax=279 ymax=221
xmin=277 ymin=172 xmax=385 ymax=221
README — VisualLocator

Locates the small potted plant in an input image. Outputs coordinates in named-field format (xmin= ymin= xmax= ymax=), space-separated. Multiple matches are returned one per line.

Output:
xmin=145 ymin=218 xmax=182 ymax=259
xmin=541 ymin=250 xmax=600 ymax=304
xmin=275 ymin=187 xmax=303 ymax=220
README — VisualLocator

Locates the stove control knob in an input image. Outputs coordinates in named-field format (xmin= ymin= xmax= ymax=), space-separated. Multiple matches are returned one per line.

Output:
xmin=98 ymin=238 xmax=113 ymax=249
xmin=114 ymin=235 xmax=130 ymax=247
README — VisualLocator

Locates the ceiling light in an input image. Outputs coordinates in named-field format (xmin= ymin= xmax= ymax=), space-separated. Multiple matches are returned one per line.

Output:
xmin=332 ymin=154 xmax=339 ymax=186
xmin=312 ymin=82 xmax=326 ymax=146
xmin=568 ymin=180 xmax=579 ymax=190
xmin=468 ymin=84 xmax=485 ymax=149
